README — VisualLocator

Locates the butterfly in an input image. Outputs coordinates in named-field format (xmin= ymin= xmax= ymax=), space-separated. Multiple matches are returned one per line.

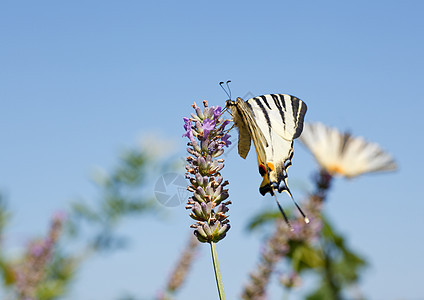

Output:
xmin=223 ymin=82 xmax=308 ymax=224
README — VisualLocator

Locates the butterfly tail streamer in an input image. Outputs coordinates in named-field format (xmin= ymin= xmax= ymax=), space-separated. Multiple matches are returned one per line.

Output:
xmin=286 ymin=188 xmax=309 ymax=224
xmin=273 ymin=192 xmax=293 ymax=231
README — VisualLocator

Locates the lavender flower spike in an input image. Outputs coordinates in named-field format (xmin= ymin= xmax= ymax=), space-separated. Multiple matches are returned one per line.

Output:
xmin=14 ymin=212 xmax=65 ymax=300
xmin=183 ymin=100 xmax=231 ymax=243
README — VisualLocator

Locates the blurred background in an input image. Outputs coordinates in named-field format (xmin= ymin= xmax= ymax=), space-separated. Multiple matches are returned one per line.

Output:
xmin=1 ymin=1 xmax=423 ymax=299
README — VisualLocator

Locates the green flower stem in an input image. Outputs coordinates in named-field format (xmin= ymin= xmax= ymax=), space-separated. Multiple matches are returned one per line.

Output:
xmin=210 ymin=241 xmax=226 ymax=300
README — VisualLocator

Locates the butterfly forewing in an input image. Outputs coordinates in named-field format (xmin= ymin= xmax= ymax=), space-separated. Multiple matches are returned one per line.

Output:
xmin=247 ymin=94 xmax=307 ymax=141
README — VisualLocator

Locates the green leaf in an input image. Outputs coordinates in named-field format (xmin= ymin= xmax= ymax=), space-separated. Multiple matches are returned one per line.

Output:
xmin=289 ymin=242 xmax=324 ymax=271
xmin=305 ymin=215 xmax=368 ymax=299
xmin=0 ymin=258 xmax=15 ymax=286
xmin=246 ymin=209 xmax=280 ymax=231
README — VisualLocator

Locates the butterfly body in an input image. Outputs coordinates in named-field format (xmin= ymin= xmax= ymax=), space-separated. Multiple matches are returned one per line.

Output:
xmin=226 ymin=94 xmax=307 ymax=196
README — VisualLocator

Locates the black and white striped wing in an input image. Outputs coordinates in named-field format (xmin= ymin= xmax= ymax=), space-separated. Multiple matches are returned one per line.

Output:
xmin=247 ymin=94 xmax=307 ymax=141
xmin=246 ymin=94 xmax=307 ymax=195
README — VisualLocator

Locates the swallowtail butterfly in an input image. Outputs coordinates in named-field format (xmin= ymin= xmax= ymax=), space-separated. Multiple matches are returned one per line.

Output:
xmin=224 ymin=84 xmax=308 ymax=224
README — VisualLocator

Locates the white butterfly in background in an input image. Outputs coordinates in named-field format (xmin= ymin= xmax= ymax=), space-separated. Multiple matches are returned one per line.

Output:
xmin=223 ymin=82 xmax=308 ymax=224
xmin=300 ymin=122 xmax=397 ymax=177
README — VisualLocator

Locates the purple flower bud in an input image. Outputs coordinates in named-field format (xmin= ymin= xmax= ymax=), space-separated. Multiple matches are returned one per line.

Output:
xmin=209 ymin=221 xmax=219 ymax=234
xmin=210 ymin=163 xmax=224 ymax=174
xmin=217 ymin=223 xmax=230 ymax=236
xmin=195 ymin=173 xmax=204 ymax=186
xmin=213 ymin=185 xmax=222 ymax=199
xmin=201 ymin=139 xmax=209 ymax=153
xmin=203 ymin=223 xmax=212 ymax=236
xmin=201 ymin=202 xmax=213 ymax=219
xmin=196 ymin=186 xmax=206 ymax=198
xmin=193 ymin=190 xmax=205 ymax=203
xmin=197 ymin=157 xmax=207 ymax=173
xmin=205 ymin=185 xmax=213 ymax=197
xmin=194 ymin=225 xmax=208 ymax=242
xmin=192 ymin=204 xmax=205 ymax=218
xmin=215 ymin=203 xmax=229 ymax=214
xmin=195 ymin=120 xmax=202 ymax=133
xmin=214 ymin=191 xmax=229 ymax=204
xmin=190 ymin=112 xmax=201 ymax=121
xmin=190 ymin=138 xmax=201 ymax=153
xmin=203 ymin=107 xmax=212 ymax=119
xmin=195 ymin=106 xmax=204 ymax=119
xmin=208 ymin=140 xmax=218 ymax=150
xmin=187 ymin=148 xmax=199 ymax=157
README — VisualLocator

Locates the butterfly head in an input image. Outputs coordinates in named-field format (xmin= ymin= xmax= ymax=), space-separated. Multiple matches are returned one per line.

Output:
xmin=225 ymin=99 xmax=236 ymax=108
xmin=225 ymin=97 xmax=245 ymax=107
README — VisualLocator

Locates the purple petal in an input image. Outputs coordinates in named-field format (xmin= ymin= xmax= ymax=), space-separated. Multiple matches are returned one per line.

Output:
xmin=202 ymin=118 xmax=215 ymax=139
xmin=182 ymin=117 xmax=194 ymax=140
xmin=221 ymin=134 xmax=232 ymax=147
xmin=213 ymin=106 xmax=222 ymax=120
xmin=221 ymin=120 xmax=230 ymax=129
xmin=29 ymin=242 xmax=44 ymax=257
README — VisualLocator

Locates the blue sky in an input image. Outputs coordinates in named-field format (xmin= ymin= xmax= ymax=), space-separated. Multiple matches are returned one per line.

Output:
xmin=1 ymin=1 xmax=423 ymax=299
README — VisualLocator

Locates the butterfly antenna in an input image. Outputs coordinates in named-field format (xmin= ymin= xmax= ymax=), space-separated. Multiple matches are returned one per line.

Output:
xmin=220 ymin=106 xmax=229 ymax=115
xmin=226 ymin=80 xmax=232 ymax=100
xmin=273 ymin=190 xmax=293 ymax=231
xmin=286 ymin=188 xmax=309 ymax=224
xmin=219 ymin=80 xmax=232 ymax=100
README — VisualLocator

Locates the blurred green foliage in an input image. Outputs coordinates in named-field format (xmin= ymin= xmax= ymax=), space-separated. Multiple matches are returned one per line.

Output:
xmin=306 ymin=218 xmax=367 ymax=300
xmin=0 ymin=196 xmax=15 ymax=287
xmin=0 ymin=144 xmax=172 ymax=300
xmin=247 ymin=208 xmax=367 ymax=300
xmin=34 ymin=250 xmax=78 ymax=300
xmin=68 ymin=148 xmax=160 ymax=251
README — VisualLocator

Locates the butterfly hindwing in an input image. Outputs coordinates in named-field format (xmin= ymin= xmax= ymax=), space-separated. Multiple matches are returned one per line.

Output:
xmin=237 ymin=121 xmax=251 ymax=159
